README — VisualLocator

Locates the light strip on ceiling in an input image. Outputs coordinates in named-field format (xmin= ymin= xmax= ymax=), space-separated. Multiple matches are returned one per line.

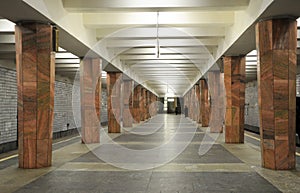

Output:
xmin=156 ymin=11 xmax=160 ymax=58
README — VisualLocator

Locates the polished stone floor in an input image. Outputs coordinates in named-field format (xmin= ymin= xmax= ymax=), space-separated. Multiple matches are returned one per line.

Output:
xmin=0 ymin=114 xmax=299 ymax=193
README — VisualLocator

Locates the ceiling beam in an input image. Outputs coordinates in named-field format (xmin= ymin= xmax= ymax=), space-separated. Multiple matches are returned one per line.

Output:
xmin=83 ymin=11 xmax=234 ymax=28
xmin=118 ymin=47 xmax=214 ymax=55
xmin=136 ymin=71 xmax=199 ymax=75
xmin=0 ymin=44 xmax=15 ymax=52
xmin=96 ymin=27 xmax=225 ymax=39
xmin=0 ymin=19 xmax=15 ymax=32
xmin=63 ymin=0 xmax=249 ymax=12
xmin=55 ymin=68 xmax=79 ymax=72
xmin=55 ymin=64 xmax=80 ymax=68
xmin=55 ymin=58 xmax=81 ymax=64
xmin=119 ymin=54 xmax=211 ymax=60
xmin=126 ymin=59 xmax=201 ymax=66
xmin=0 ymin=34 xmax=15 ymax=44
xmin=104 ymin=38 xmax=220 ymax=48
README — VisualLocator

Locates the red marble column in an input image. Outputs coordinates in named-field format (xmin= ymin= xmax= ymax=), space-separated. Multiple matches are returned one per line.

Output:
xmin=224 ymin=56 xmax=245 ymax=143
xmin=123 ymin=80 xmax=133 ymax=127
xmin=195 ymin=83 xmax=201 ymax=123
xmin=193 ymin=86 xmax=199 ymax=121
xmin=155 ymin=96 xmax=158 ymax=115
xmin=133 ymin=85 xmax=141 ymax=123
xmin=140 ymin=88 xmax=146 ymax=121
xmin=15 ymin=23 xmax=55 ymax=168
xmin=80 ymin=58 xmax=101 ymax=144
xmin=188 ymin=90 xmax=192 ymax=119
xmin=107 ymin=72 xmax=122 ymax=133
xmin=200 ymin=79 xmax=210 ymax=127
xmin=146 ymin=90 xmax=150 ymax=119
xmin=256 ymin=18 xmax=296 ymax=170
xmin=190 ymin=88 xmax=194 ymax=120
xmin=208 ymin=72 xmax=223 ymax=133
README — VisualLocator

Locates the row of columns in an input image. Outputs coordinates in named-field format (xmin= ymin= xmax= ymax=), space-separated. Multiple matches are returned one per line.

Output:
xmin=15 ymin=17 xmax=297 ymax=170
xmin=183 ymin=84 xmax=202 ymax=123
xmin=183 ymin=17 xmax=297 ymax=170
xmin=15 ymin=22 xmax=158 ymax=168
xmin=107 ymin=73 xmax=158 ymax=133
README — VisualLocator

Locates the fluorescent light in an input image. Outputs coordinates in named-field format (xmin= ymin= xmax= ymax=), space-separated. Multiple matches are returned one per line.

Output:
xmin=102 ymin=71 xmax=107 ymax=78
xmin=167 ymin=98 xmax=174 ymax=102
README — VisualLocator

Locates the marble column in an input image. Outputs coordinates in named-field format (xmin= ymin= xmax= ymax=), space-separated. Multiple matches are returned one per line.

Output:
xmin=193 ymin=86 xmax=199 ymax=121
xmin=195 ymin=83 xmax=201 ymax=123
xmin=107 ymin=72 xmax=122 ymax=133
xmin=155 ymin=96 xmax=158 ymax=115
xmin=140 ymin=88 xmax=146 ymax=121
xmin=208 ymin=72 xmax=223 ymax=133
xmin=133 ymin=85 xmax=141 ymax=123
xmin=189 ymin=90 xmax=192 ymax=119
xmin=80 ymin=58 xmax=101 ymax=144
xmin=190 ymin=88 xmax=194 ymax=120
xmin=224 ymin=56 xmax=245 ymax=143
xmin=146 ymin=90 xmax=150 ymax=119
xmin=256 ymin=18 xmax=296 ymax=170
xmin=15 ymin=22 xmax=55 ymax=168
xmin=123 ymin=80 xmax=133 ymax=127
xmin=148 ymin=92 xmax=153 ymax=117
xmin=200 ymin=79 xmax=210 ymax=127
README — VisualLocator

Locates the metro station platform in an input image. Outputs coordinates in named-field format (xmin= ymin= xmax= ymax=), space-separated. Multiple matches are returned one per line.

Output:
xmin=0 ymin=114 xmax=299 ymax=193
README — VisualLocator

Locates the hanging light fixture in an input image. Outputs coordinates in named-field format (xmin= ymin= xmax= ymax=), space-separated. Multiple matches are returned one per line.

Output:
xmin=156 ymin=11 xmax=160 ymax=58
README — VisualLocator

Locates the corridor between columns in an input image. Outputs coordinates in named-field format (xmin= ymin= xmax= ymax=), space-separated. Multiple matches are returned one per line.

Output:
xmin=2 ymin=114 xmax=296 ymax=193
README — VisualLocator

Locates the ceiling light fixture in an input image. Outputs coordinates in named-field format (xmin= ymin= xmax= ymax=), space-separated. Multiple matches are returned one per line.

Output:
xmin=156 ymin=11 xmax=160 ymax=58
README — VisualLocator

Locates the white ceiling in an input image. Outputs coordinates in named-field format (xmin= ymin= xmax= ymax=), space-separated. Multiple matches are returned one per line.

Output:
xmin=57 ymin=0 xmax=265 ymax=96
xmin=0 ymin=0 xmax=300 ymax=96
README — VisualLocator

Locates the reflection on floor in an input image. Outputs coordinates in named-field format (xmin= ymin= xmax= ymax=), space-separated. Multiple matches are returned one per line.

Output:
xmin=0 ymin=114 xmax=299 ymax=193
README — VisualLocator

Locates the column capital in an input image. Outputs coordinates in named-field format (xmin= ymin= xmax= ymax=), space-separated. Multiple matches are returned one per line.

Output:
xmin=16 ymin=20 xmax=52 ymax=26
xmin=258 ymin=15 xmax=298 ymax=23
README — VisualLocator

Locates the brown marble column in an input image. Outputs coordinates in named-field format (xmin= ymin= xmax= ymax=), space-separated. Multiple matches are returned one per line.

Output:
xmin=80 ymin=58 xmax=101 ymax=144
xmin=190 ymin=88 xmax=194 ymax=120
xmin=193 ymin=86 xmax=199 ymax=121
xmin=188 ymin=90 xmax=192 ymax=119
xmin=200 ymin=79 xmax=210 ymax=127
xmin=133 ymin=85 xmax=141 ymax=123
xmin=15 ymin=23 xmax=55 ymax=168
xmin=182 ymin=94 xmax=187 ymax=114
xmin=195 ymin=83 xmax=201 ymax=123
xmin=146 ymin=90 xmax=150 ymax=119
xmin=107 ymin=72 xmax=122 ymax=133
xmin=208 ymin=72 xmax=223 ymax=133
xmin=256 ymin=18 xmax=296 ymax=170
xmin=148 ymin=92 xmax=153 ymax=117
xmin=123 ymin=80 xmax=133 ymax=127
xmin=155 ymin=96 xmax=158 ymax=115
xmin=224 ymin=56 xmax=245 ymax=143
xmin=140 ymin=88 xmax=146 ymax=121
